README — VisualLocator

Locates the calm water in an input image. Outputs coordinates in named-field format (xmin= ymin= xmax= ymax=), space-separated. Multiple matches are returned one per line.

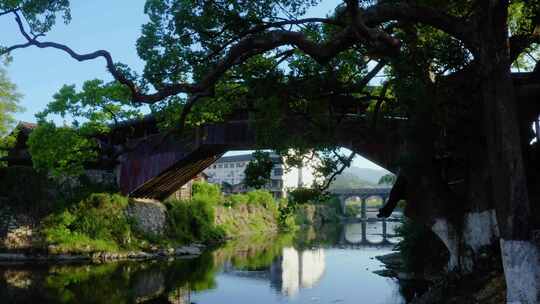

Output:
xmin=0 ymin=222 xmax=408 ymax=304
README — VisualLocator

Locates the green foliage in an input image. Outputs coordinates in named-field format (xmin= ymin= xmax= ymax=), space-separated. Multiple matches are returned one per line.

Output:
xmin=218 ymin=189 xmax=291 ymax=235
xmin=395 ymin=218 xmax=449 ymax=274
xmin=0 ymin=64 xmax=22 ymax=137
xmin=165 ymin=198 xmax=225 ymax=244
xmin=278 ymin=205 xmax=298 ymax=231
xmin=27 ymin=121 xmax=98 ymax=178
xmin=41 ymin=193 xmax=132 ymax=253
xmin=345 ymin=203 xmax=360 ymax=217
xmin=0 ymin=165 xmax=53 ymax=215
xmin=288 ymin=187 xmax=340 ymax=210
xmin=37 ymin=79 xmax=142 ymax=133
xmin=289 ymin=187 xmax=321 ymax=204
xmin=26 ymin=79 xmax=143 ymax=178
xmin=378 ymin=173 xmax=396 ymax=185
xmin=137 ymin=0 xmax=319 ymax=86
xmin=0 ymin=0 xmax=71 ymax=35
xmin=225 ymin=193 xmax=249 ymax=207
xmin=192 ymin=180 xmax=221 ymax=200
xmin=244 ymin=151 xmax=274 ymax=189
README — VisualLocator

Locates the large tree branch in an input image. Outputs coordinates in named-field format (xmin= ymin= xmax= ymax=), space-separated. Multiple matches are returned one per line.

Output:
xmin=0 ymin=7 xmax=19 ymax=17
xmin=2 ymin=2 xmax=473 ymax=132
xmin=318 ymin=149 xmax=356 ymax=191
xmin=204 ymin=17 xmax=343 ymax=61
xmin=362 ymin=2 xmax=474 ymax=48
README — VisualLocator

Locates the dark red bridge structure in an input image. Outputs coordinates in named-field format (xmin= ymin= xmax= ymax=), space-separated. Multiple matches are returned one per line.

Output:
xmin=118 ymin=116 xmax=403 ymax=200
xmin=119 ymin=120 xmax=256 ymax=199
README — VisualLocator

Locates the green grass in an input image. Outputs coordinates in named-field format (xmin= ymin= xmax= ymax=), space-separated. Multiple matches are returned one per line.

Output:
xmin=165 ymin=197 xmax=226 ymax=244
xmin=41 ymin=193 xmax=134 ymax=253
xmin=37 ymin=181 xmax=315 ymax=254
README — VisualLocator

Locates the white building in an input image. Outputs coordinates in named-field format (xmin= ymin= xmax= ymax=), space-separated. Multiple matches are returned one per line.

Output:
xmin=203 ymin=152 xmax=318 ymax=198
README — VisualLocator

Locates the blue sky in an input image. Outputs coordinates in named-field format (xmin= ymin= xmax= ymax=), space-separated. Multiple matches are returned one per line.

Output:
xmin=1 ymin=0 xmax=386 ymax=170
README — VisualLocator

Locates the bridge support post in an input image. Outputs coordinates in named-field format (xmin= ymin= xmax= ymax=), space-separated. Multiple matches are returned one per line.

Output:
xmin=339 ymin=195 xmax=346 ymax=215
xmin=361 ymin=197 xmax=367 ymax=219
xmin=361 ymin=221 xmax=367 ymax=245
xmin=382 ymin=218 xmax=387 ymax=241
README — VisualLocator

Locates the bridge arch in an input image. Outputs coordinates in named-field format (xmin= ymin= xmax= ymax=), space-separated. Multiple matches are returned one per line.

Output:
xmin=331 ymin=188 xmax=391 ymax=218
xmin=341 ymin=221 xmax=398 ymax=246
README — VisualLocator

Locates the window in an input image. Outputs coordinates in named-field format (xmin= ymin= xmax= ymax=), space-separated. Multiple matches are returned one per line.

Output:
xmin=271 ymin=180 xmax=279 ymax=188
xmin=218 ymin=164 xmax=223 ymax=168
xmin=273 ymin=168 xmax=283 ymax=176
xmin=236 ymin=163 xmax=242 ymax=168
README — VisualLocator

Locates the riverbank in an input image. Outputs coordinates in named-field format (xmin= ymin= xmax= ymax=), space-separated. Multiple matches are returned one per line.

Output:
xmin=0 ymin=180 xmax=295 ymax=262
xmin=375 ymin=252 xmax=506 ymax=303
xmin=0 ymin=243 xmax=206 ymax=263
xmin=0 ymin=222 xmax=407 ymax=303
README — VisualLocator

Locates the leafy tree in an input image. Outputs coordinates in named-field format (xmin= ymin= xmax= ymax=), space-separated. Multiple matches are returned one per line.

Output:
xmin=0 ymin=61 xmax=23 ymax=166
xmin=27 ymin=121 xmax=97 ymax=178
xmin=244 ymin=151 xmax=273 ymax=189
xmin=378 ymin=173 xmax=396 ymax=186
xmin=26 ymin=79 xmax=143 ymax=177
xmin=3 ymin=1 xmax=540 ymax=298
xmin=0 ymin=62 xmax=22 ymax=137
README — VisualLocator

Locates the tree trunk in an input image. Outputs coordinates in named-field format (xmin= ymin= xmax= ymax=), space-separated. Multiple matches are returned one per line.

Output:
xmin=478 ymin=2 xmax=539 ymax=303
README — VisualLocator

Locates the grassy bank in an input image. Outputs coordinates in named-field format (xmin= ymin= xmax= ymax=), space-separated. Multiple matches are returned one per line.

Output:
xmin=1 ymin=178 xmax=299 ymax=254
xmin=0 ymin=166 xmax=333 ymax=255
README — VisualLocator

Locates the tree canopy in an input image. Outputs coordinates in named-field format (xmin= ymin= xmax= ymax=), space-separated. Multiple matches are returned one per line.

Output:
xmin=0 ymin=60 xmax=23 ymax=165
xmin=244 ymin=150 xmax=274 ymax=189
xmin=0 ymin=61 xmax=22 ymax=137
xmin=4 ymin=2 xmax=540 ymax=299
xmin=2 ymin=0 xmax=540 ymax=256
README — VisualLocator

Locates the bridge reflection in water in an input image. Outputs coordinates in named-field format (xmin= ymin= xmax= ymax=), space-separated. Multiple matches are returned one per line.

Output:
xmin=341 ymin=220 xmax=401 ymax=246
xmin=221 ymin=220 xmax=402 ymax=299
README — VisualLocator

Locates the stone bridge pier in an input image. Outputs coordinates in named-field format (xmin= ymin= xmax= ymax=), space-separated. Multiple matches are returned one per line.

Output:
xmin=339 ymin=220 xmax=401 ymax=247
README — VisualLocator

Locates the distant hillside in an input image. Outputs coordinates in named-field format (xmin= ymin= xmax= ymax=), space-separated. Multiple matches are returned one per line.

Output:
xmin=344 ymin=167 xmax=392 ymax=185
xmin=328 ymin=172 xmax=374 ymax=190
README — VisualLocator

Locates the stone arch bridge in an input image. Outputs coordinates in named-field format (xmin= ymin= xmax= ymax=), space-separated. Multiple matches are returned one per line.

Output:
xmin=330 ymin=188 xmax=391 ymax=217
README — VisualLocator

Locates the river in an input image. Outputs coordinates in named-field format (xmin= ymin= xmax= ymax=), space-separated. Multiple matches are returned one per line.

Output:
xmin=0 ymin=221 xmax=409 ymax=303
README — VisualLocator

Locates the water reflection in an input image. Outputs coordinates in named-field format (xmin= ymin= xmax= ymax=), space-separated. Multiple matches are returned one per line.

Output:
xmin=269 ymin=247 xmax=325 ymax=297
xmin=342 ymin=220 xmax=401 ymax=246
xmin=0 ymin=223 xmax=407 ymax=304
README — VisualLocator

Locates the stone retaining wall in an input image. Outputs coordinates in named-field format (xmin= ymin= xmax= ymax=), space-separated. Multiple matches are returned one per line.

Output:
xmin=125 ymin=200 xmax=167 ymax=236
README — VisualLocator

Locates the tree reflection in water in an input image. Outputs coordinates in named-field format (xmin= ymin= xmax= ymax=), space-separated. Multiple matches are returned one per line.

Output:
xmin=0 ymin=224 xmax=409 ymax=303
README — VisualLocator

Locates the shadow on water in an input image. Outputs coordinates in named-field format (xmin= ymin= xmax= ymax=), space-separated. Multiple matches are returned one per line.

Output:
xmin=0 ymin=222 xmax=416 ymax=303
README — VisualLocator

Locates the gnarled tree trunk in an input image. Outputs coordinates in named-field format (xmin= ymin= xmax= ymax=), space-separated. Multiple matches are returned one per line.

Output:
xmin=477 ymin=2 xmax=539 ymax=303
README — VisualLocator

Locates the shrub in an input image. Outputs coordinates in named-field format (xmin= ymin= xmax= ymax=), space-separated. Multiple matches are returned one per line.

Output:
xmin=289 ymin=187 xmax=321 ymax=204
xmin=345 ymin=204 xmax=360 ymax=217
xmin=225 ymin=193 xmax=249 ymax=207
xmin=192 ymin=181 xmax=221 ymax=201
xmin=41 ymin=193 xmax=133 ymax=253
xmin=288 ymin=188 xmax=341 ymax=211
xmin=277 ymin=199 xmax=298 ymax=231
xmin=165 ymin=198 xmax=225 ymax=244
xmin=70 ymin=194 xmax=131 ymax=244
